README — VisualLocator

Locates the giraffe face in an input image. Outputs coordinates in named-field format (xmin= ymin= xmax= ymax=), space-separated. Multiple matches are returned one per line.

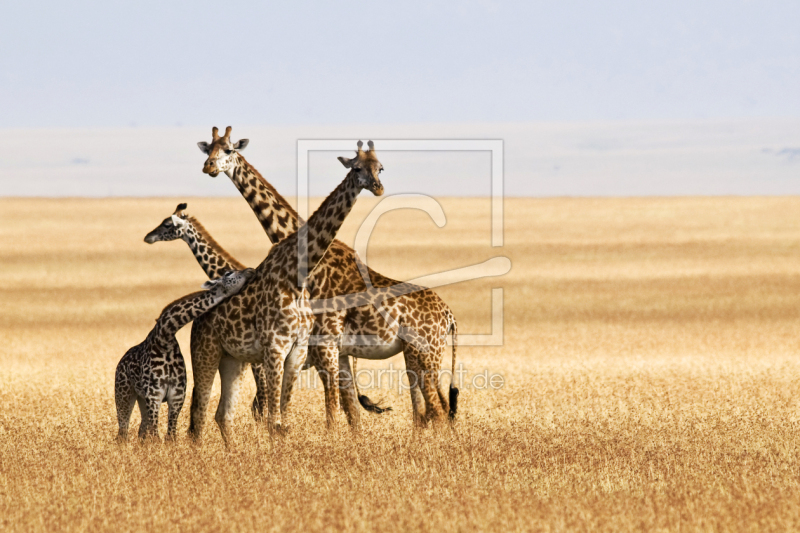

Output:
xmin=197 ymin=126 xmax=249 ymax=178
xmin=337 ymin=140 xmax=385 ymax=196
xmin=202 ymin=268 xmax=256 ymax=299
xmin=144 ymin=204 xmax=189 ymax=243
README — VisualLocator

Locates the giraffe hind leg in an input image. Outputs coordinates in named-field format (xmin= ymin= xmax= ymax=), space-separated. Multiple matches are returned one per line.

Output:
xmin=115 ymin=384 xmax=136 ymax=441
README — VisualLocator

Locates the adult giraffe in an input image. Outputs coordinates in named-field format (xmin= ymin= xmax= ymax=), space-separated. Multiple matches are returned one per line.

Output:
xmin=188 ymin=137 xmax=385 ymax=438
xmin=198 ymin=128 xmax=459 ymax=429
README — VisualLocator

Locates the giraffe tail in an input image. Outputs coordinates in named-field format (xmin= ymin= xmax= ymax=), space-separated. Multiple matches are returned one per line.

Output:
xmin=448 ymin=318 xmax=460 ymax=420
xmin=353 ymin=356 xmax=393 ymax=414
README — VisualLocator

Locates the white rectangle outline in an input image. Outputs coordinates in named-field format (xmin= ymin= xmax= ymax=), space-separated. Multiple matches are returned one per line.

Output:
xmin=297 ymin=139 xmax=504 ymax=346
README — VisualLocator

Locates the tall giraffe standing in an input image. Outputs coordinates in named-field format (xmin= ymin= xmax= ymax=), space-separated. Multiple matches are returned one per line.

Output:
xmin=189 ymin=138 xmax=385 ymax=437
xmin=198 ymin=128 xmax=459 ymax=430
xmin=143 ymin=202 xmax=269 ymax=418
xmin=115 ymin=268 xmax=255 ymax=440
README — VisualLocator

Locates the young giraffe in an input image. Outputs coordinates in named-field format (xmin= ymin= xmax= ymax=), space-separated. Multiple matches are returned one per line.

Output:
xmin=114 ymin=268 xmax=255 ymax=441
xmin=198 ymin=128 xmax=459 ymax=429
xmin=189 ymin=137 xmax=385 ymax=438
xmin=143 ymin=202 xmax=268 ymax=418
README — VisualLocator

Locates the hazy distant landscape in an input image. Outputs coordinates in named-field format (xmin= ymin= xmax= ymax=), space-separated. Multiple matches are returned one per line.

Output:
xmin=2 ymin=118 xmax=799 ymax=198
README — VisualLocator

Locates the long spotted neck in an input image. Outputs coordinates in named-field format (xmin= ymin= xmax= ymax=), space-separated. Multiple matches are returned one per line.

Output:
xmin=182 ymin=217 xmax=245 ymax=279
xmin=226 ymin=154 xmax=302 ymax=244
xmin=296 ymin=172 xmax=363 ymax=278
xmin=153 ymin=290 xmax=224 ymax=343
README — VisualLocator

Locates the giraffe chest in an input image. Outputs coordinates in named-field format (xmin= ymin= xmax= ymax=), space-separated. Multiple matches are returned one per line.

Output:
xmin=211 ymin=285 xmax=312 ymax=363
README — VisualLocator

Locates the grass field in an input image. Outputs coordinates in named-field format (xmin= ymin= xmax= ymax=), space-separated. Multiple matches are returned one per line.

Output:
xmin=2 ymin=196 xmax=800 ymax=531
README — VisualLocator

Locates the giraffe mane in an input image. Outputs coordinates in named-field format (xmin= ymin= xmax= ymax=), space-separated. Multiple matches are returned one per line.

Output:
xmin=237 ymin=153 xmax=302 ymax=221
xmin=187 ymin=216 xmax=247 ymax=271
xmin=158 ymin=290 xmax=208 ymax=317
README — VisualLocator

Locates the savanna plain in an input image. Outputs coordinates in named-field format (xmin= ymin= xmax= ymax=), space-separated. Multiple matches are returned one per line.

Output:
xmin=2 ymin=196 xmax=800 ymax=532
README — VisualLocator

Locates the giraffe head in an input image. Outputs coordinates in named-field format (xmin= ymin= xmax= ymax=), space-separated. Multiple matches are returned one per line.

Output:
xmin=338 ymin=140 xmax=385 ymax=196
xmin=202 ymin=268 xmax=256 ymax=300
xmin=143 ymin=203 xmax=189 ymax=243
xmin=197 ymin=126 xmax=250 ymax=177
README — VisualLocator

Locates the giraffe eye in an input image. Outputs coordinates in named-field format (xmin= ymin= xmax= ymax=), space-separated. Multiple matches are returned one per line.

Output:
xmin=379 ymin=168 xmax=383 ymax=173
xmin=224 ymin=149 xmax=233 ymax=155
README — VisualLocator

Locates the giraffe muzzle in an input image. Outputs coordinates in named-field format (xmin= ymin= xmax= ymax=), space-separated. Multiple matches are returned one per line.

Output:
xmin=369 ymin=182 xmax=384 ymax=196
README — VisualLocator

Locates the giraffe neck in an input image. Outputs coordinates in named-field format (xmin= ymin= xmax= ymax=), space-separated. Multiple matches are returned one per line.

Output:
xmin=183 ymin=217 xmax=246 ymax=279
xmin=298 ymin=172 xmax=363 ymax=277
xmin=226 ymin=154 xmax=302 ymax=244
xmin=153 ymin=290 xmax=223 ymax=343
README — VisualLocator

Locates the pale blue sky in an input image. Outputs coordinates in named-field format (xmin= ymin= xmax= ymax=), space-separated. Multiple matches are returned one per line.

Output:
xmin=2 ymin=0 xmax=798 ymax=128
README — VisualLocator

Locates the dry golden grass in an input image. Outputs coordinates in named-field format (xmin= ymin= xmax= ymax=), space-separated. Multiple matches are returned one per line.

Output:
xmin=2 ymin=196 xmax=800 ymax=532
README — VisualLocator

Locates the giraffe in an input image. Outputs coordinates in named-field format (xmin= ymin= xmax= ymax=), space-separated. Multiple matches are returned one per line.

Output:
xmin=143 ymin=202 xmax=269 ymax=419
xmin=114 ymin=268 xmax=255 ymax=441
xmin=188 ymin=136 xmax=385 ymax=438
xmin=198 ymin=128 xmax=459 ymax=430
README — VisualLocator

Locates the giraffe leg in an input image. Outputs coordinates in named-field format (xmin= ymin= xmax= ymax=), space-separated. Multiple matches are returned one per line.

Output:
xmin=114 ymin=368 xmax=136 ymax=441
xmin=338 ymin=355 xmax=361 ymax=430
xmin=279 ymin=342 xmax=307 ymax=431
xmin=165 ymin=387 xmax=185 ymax=441
xmin=312 ymin=345 xmax=340 ymax=429
xmin=263 ymin=340 xmax=291 ymax=435
xmin=188 ymin=320 xmax=223 ymax=441
xmin=409 ymin=384 xmax=427 ymax=428
xmin=136 ymin=397 xmax=149 ymax=439
xmin=251 ymin=363 xmax=268 ymax=421
xmin=144 ymin=397 xmax=161 ymax=440
xmin=166 ymin=360 xmax=188 ymax=441
xmin=215 ymin=355 xmax=248 ymax=444
xmin=405 ymin=347 xmax=447 ymax=426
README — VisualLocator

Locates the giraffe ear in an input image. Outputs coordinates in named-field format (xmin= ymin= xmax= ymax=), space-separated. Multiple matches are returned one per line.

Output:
xmin=201 ymin=280 xmax=216 ymax=290
xmin=233 ymin=139 xmax=249 ymax=151
xmin=197 ymin=142 xmax=211 ymax=154
xmin=170 ymin=215 xmax=184 ymax=226
xmin=338 ymin=156 xmax=354 ymax=168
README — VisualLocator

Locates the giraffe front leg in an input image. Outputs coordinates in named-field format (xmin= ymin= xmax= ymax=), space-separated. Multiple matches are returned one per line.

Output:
xmin=166 ymin=362 xmax=188 ymax=441
xmin=312 ymin=345 xmax=340 ymax=429
xmin=338 ymin=355 xmax=361 ymax=430
xmin=251 ymin=363 xmax=268 ymax=422
xmin=279 ymin=341 xmax=307 ymax=432
xmin=215 ymin=355 xmax=247 ymax=444
xmin=263 ymin=340 xmax=289 ymax=436
xmin=165 ymin=388 xmax=186 ymax=441
xmin=143 ymin=397 xmax=161 ymax=440
xmin=136 ymin=397 xmax=149 ymax=439
xmin=188 ymin=322 xmax=223 ymax=441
